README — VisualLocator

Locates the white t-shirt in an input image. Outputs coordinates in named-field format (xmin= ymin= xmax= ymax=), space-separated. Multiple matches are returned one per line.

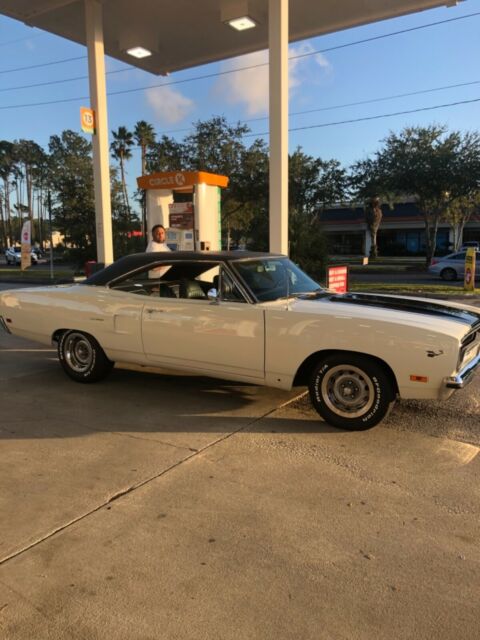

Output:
xmin=146 ymin=240 xmax=172 ymax=253
xmin=146 ymin=240 xmax=171 ymax=278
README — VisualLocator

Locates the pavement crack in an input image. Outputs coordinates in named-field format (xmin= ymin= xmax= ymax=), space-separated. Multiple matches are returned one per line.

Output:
xmin=0 ymin=391 xmax=305 ymax=568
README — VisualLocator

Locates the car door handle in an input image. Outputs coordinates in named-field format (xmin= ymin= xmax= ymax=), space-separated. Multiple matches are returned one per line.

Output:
xmin=145 ymin=308 xmax=165 ymax=314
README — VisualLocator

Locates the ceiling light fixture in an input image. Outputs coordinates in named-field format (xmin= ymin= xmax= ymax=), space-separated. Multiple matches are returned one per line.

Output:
xmin=221 ymin=1 xmax=258 ymax=32
xmin=227 ymin=15 xmax=257 ymax=31
xmin=126 ymin=46 xmax=152 ymax=59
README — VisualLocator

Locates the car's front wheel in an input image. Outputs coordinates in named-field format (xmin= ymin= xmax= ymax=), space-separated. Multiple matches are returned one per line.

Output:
xmin=309 ymin=354 xmax=395 ymax=430
xmin=58 ymin=330 xmax=114 ymax=383
xmin=440 ymin=267 xmax=457 ymax=281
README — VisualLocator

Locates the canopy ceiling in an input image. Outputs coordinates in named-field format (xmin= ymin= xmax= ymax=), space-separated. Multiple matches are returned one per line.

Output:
xmin=0 ymin=0 xmax=452 ymax=75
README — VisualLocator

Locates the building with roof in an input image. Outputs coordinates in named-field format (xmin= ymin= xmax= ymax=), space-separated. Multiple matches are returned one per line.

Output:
xmin=320 ymin=199 xmax=480 ymax=256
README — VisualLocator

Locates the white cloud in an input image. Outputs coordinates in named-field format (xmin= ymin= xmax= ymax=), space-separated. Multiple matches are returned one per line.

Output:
xmin=214 ymin=50 xmax=269 ymax=116
xmin=213 ymin=42 xmax=331 ymax=116
xmin=145 ymin=85 xmax=194 ymax=124
xmin=289 ymin=42 xmax=331 ymax=91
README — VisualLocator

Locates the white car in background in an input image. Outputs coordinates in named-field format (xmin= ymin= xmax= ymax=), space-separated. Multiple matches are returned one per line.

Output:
xmin=5 ymin=246 xmax=41 ymax=265
xmin=429 ymin=251 xmax=479 ymax=281
xmin=1 ymin=251 xmax=479 ymax=431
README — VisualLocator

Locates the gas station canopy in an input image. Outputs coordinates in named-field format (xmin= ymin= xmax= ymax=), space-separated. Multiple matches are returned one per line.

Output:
xmin=0 ymin=0 xmax=450 ymax=76
xmin=0 ymin=0 xmax=457 ymax=263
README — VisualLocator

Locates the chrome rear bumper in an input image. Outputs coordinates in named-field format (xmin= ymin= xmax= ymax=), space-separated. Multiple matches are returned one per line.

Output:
xmin=444 ymin=353 xmax=480 ymax=389
xmin=0 ymin=315 xmax=11 ymax=334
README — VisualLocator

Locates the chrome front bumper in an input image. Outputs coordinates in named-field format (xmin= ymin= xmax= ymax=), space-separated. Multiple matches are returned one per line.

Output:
xmin=444 ymin=352 xmax=480 ymax=389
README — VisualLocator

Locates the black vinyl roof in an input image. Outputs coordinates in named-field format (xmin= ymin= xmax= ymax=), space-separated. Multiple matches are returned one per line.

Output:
xmin=85 ymin=251 xmax=283 ymax=286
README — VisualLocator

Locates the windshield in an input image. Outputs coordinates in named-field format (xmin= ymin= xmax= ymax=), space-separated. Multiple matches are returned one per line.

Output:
xmin=233 ymin=257 xmax=322 ymax=302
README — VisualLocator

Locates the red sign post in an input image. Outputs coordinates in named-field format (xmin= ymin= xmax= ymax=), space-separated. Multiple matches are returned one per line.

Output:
xmin=327 ymin=265 xmax=348 ymax=293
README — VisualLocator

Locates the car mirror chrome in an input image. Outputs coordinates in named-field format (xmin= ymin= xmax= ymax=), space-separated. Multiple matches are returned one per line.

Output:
xmin=207 ymin=287 xmax=218 ymax=302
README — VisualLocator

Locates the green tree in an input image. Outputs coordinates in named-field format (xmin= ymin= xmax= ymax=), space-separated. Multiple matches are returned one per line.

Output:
xmin=368 ymin=125 xmax=480 ymax=265
xmin=110 ymin=126 xmax=134 ymax=219
xmin=14 ymin=139 xmax=45 ymax=239
xmin=229 ymin=139 xmax=269 ymax=250
xmin=134 ymin=120 xmax=156 ymax=176
xmin=0 ymin=140 xmax=17 ymax=247
xmin=48 ymin=130 xmax=96 ymax=260
xmin=145 ymin=135 xmax=185 ymax=172
xmin=288 ymin=149 xmax=347 ymax=278
xmin=444 ymin=192 xmax=480 ymax=251
xmin=349 ymin=157 xmax=392 ymax=258
xmin=134 ymin=120 xmax=156 ymax=236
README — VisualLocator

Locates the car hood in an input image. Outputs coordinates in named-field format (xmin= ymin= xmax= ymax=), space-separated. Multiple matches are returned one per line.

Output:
xmin=284 ymin=292 xmax=480 ymax=339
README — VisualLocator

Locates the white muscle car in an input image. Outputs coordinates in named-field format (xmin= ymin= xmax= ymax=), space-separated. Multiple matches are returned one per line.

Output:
xmin=1 ymin=251 xmax=479 ymax=431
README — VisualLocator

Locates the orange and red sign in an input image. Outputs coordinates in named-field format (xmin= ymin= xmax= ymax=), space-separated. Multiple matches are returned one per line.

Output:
xmin=137 ymin=171 xmax=229 ymax=190
xmin=80 ymin=107 xmax=95 ymax=134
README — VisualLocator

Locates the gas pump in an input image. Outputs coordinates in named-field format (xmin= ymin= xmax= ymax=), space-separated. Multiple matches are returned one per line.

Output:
xmin=136 ymin=170 xmax=229 ymax=251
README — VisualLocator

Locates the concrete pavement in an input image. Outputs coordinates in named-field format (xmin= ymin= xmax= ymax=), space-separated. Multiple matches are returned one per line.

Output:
xmin=1 ymin=329 xmax=479 ymax=639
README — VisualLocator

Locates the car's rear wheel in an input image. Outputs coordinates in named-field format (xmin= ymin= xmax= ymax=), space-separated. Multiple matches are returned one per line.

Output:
xmin=309 ymin=353 xmax=395 ymax=430
xmin=58 ymin=330 xmax=114 ymax=383
xmin=440 ymin=267 xmax=457 ymax=281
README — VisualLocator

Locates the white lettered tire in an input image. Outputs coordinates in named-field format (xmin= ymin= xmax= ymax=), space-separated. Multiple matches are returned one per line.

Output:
xmin=58 ymin=330 xmax=114 ymax=383
xmin=309 ymin=353 xmax=395 ymax=430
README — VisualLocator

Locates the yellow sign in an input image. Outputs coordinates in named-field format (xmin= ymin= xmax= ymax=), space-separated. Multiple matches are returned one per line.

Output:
xmin=464 ymin=247 xmax=476 ymax=291
xmin=80 ymin=107 xmax=95 ymax=134
xmin=20 ymin=220 xmax=31 ymax=271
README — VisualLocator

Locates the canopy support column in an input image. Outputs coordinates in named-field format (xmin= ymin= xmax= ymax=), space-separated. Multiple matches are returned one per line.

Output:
xmin=85 ymin=0 xmax=113 ymax=265
xmin=268 ymin=0 xmax=289 ymax=255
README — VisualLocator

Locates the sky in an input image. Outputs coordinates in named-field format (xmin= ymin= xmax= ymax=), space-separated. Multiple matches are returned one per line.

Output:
xmin=0 ymin=0 xmax=479 ymax=198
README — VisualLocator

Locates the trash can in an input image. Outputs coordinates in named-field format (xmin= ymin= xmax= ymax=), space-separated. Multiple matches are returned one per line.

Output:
xmin=84 ymin=261 xmax=105 ymax=277
xmin=84 ymin=260 xmax=97 ymax=277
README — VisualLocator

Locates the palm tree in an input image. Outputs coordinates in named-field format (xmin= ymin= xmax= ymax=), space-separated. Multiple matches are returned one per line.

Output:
xmin=365 ymin=196 xmax=383 ymax=259
xmin=134 ymin=121 xmax=156 ymax=235
xmin=0 ymin=140 xmax=18 ymax=247
xmin=110 ymin=126 xmax=134 ymax=218
xmin=134 ymin=120 xmax=156 ymax=176
xmin=15 ymin=139 xmax=45 ymax=239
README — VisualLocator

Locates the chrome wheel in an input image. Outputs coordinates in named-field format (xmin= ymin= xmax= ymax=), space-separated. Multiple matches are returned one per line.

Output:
xmin=321 ymin=364 xmax=375 ymax=418
xmin=64 ymin=332 xmax=94 ymax=373
xmin=309 ymin=354 xmax=395 ymax=430
xmin=58 ymin=330 xmax=113 ymax=383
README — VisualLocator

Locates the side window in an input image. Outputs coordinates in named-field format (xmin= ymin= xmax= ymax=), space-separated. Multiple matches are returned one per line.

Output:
xmin=110 ymin=263 xmax=177 ymax=297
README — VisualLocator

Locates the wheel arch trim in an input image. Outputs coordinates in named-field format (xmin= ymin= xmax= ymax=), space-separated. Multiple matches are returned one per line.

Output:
xmin=293 ymin=349 xmax=399 ymax=397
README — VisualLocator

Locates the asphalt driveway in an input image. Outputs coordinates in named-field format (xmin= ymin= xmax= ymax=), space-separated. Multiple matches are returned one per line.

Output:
xmin=0 ymin=327 xmax=479 ymax=640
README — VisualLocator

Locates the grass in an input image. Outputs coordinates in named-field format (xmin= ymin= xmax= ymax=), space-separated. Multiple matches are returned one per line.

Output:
xmin=0 ymin=267 xmax=75 ymax=280
xmin=349 ymin=282 xmax=480 ymax=296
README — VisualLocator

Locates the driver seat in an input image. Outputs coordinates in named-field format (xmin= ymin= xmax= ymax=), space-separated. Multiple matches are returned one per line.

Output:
xmin=180 ymin=279 xmax=207 ymax=299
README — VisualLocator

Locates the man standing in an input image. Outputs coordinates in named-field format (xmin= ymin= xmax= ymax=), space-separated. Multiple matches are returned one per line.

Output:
xmin=146 ymin=224 xmax=171 ymax=254
xmin=146 ymin=224 xmax=171 ymax=279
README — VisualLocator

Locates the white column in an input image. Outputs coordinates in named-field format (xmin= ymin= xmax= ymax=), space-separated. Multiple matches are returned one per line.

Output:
xmin=268 ymin=0 xmax=288 ymax=255
xmin=85 ymin=0 xmax=113 ymax=265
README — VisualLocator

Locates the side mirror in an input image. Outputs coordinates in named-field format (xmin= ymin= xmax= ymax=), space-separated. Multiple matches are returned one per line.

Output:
xmin=207 ymin=287 xmax=218 ymax=302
